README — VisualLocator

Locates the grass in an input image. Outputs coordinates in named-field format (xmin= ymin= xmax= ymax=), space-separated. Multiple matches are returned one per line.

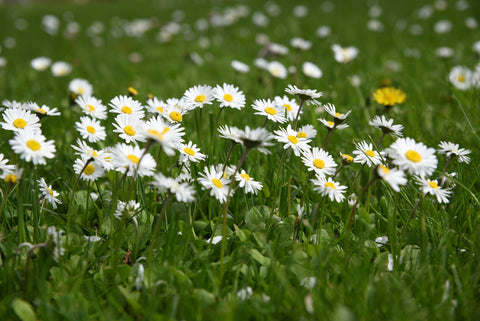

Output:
xmin=0 ymin=0 xmax=480 ymax=320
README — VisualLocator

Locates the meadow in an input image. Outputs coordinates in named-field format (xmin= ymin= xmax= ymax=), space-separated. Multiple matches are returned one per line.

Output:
xmin=0 ymin=0 xmax=479 ymax=320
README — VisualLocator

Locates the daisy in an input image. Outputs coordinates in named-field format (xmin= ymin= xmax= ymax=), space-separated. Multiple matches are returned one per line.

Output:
xmin=302 ymin=61 xmax=322 ymax=79
xmin=369 ymin=115 xmax=403 ymax=137
xmin=301 ymin=147 xmax=337 ymax=178
xmin=69 ymin=78 xmax=93 ymax=97
xmin=268 ymin=43 xmax=289 ymax=55
xmin=238 ymin=126 xmax=274 ymax=153
xmin=1 ymin=165 xmax=23 ymax=184
xmin=165 ymin=97 xmax=195 ymax=113
xmin=30 ymin=56 xmax=51 ymax=71
xmin=151 ymin=173 xmax=196 ymax=202
xmin=51 ymin=61 xmax=72 ymax=77
xmin=213 ymin=83 xmax=246 ymax=110
xmin=373 ymin=87 xmax=406 ymax=107
xmin=75 ymin=95 xmax=108 ymax=120
xmin=109 ymin=95 xmax=145 ymax=118
xmin=332 ymin=44 xmax=359 ymax=63
xmin=438 ymin=141 xmax=471 ymax=164
xmin=297 ymin=124 xmax=317 ymax=139
xmin=322 ymin=103 xmax=351 ymax=125
xmin=267 ymin=61 xmax=287 ymax=79
xmin=178 ymin=141 xmax=206 ymax=164
xmin=2 ymin=100 xmax=26 ymax=110
xmin=75 ymin=116 xmax=106 ymax=143
xmin=318 ymin=118 xmax=349 ymax=130
xmin=291 ymin=37 xmax=312 ymax=51
xmin=114 ymin=200 xmax=141 ymax=220
xmin=273 ymin=124 xmax=311 ymax=156
xmin=9 ymin=128 xmax=56 ymax=165
xmin=386 ymin=137 xmax=438 ymax=177
xmin=112 ymin=114 xmax=146 ymax=144
xmin=25 ymin=102 xmax=60 ymax=118
xmin=198 ymin=165 xmax=233 ymax=203
xmin=231 ymin=60 xmax=250 ymax=73
xmin=274 ymin=95 xmax=300 ymax=121
xmin=37 ymin=177 xmax=62 ymax=209
xmin=162 ymin=105 xmax=187 ymax=124
xmin=285 ymin=84 xmax=322 ymax=103
xmin=145 ymin=97 xmax=167 ymax=115
xmin=111 ymin=143 xmax=156 ymax=177
xmin=0 ymin=153 xmax=16 ymax=175
xmin=72 ymin=139 xmax=113 ymax=170
xmin=415 ymin=176 xmax=452 ymax=203
xmin=448 ymin=66 xmax=473 ymax=90
xmin=376 ymin=164 xmax=407 ymax=192
xmin=143 ymin=116 xmax=185 ymax=156
xmin=218 ymin=125 xmax=243 ymax=144
xmin=252 ymin=99 xmax=286 ymax=123
xmin=1 ymin=108 xmax=41 ymax=133
xmin=183 ymin=85 xmax=214 ymax=109
xmin=235 ymin=169 xmax=263 ymax=194
xmin=353 ymin=141 xmax=384 ymax=167
xmin=73 ymin=156 xmax=106 ymax=181
xmin=312 ymin=176 xmax=347 ymax=202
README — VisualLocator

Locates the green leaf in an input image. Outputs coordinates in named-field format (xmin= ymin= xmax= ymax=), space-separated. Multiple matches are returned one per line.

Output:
xmin=12 ymin=299 xmax=36 ymax=321
xmin=249 ymin=248 xmax=270 ymax=266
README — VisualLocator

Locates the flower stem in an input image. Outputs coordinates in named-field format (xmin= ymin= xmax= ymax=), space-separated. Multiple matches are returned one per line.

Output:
xmin=293 ymin=99 xmax=305 ymax=131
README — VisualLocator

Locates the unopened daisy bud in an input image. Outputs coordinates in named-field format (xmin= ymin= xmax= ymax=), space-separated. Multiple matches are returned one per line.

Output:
xmin=340 ymin=153 xmax=354 ymax=165
xmin=128 ymin=86 xmax=138 ymax=96
xmin=347 ymin=193 xmax=358 ymax=208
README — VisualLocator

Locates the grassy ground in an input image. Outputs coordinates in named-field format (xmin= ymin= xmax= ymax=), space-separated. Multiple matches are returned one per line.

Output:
xmin=0 ymin=0 xmax=479 ymax=320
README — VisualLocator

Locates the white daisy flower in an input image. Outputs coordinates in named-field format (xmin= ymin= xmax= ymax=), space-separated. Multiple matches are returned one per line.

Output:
xmin=415 ymin=176 xmax=452 ymax=203
xmin=71 ymin=139 xmax=113 ymax=170
xmin=238 ymin=126 xmax=274 ymax=154
xmin=318 ymin=118 xmax=349 ymax=130
xmin=75 ymin=116 xmax=106 ymax=143
xmin=145 ymin=97 xmax=167 ymax=115
xmin=25 ymin=102 xmax=60 ymax=117
xmin=112 ymin=114 xmax=146 ymax=144
xmin=73 ymin=156 xmax=106 ymax=181
xmin=312 ymin=176 xmax=347 ymax=202
xmin=285 ymin=84 xmax=322 ymax=103
xmin=75 ymin=95 xmax=107 ymax=120
xmin=1 ymin=165 xmax=23 ymax=184
xmin=213 ymin=83 xmax=246 ymax=110
xmin=9 ymin=128 xmax=56 ymax=165
xmin=114 ymin=200 xmax=141 ymax=220
xmin=252 ymin=98 xmax=287 ymax=123
xmin=353 ymin=141 xmax=384 ymax=167
xmin=2 ymin=99 xmax=27 ymax=110
xmin=369 ymin=115 xmax=403 ymax=137
xmin=235 ymin=169 xmax=263 ymax=194
xmin=302 ymin=61 xmax=322 ymax=79
xmin=254 ymin=57 xmax=269 ymax=70
xmin=30 ymin=56 xmax=51 ymax=71
xmin=143 ymin=116 xmax=185 ymax=156
xmin=386 ymin=137 xmax=438 ymax=177
xmin=376 ymin=164 xmax=408 ymax=192
xmin=267 ymin=61 xmax=287 ymax=79
xmin=69 ymin=78 xmax=93 ymax=97
xmin=218 ymin=125 xmax=243 ymax=144
xmin=111 ymin=143 xmax=156 ymax=177
xmin=322 ymin=103 xmax=351 ymax=125
xmin=0 ymin=153 xmax=16 ymax=175
xmin=37 ymin=177 xmax=62 ymax=209
xmin=297 ymin=124 xmax=317 ymax=139
xmin=231 ymin=60 xmax=250 ymax=73
xmin=109 ymin=95 xmax=145 ymax=118
xmin=268 ymin=43 xmax=289 ymax=55
xmin=198 ymin=165 xmax=233 ymax=203
xmin=332 ymin=44 xmax=359 ymax=63
xmin=449 ymin=66 xmax=472 ymax=90
xmin=274 ymin=95 xmax=300 ymax=121
xmin=438 ymin=141 xmax=471 ymax=164
xmin=151 ymin=173 xmax=196 ymax=202
xmin=301 ymin=147 xmax=337 ymax=178
xmin=273 ymin=124 xmax=311 ymax=156
xmin=1 ymin=108 xmax=41 ymax=133
xmin=165 ymin=97 xmax=195 ymax=113
xmin=162 ymin=105 xmax=187 ymax=124
xmin=183 ymin=85 xmax=214 ymax=109
xmin=291 ymin=37 xmax=312 ymax=51
xmin=51 ymin=61 xmax=72 ymax=77
xmin=178 ymin=141 xmax=206 ymax=164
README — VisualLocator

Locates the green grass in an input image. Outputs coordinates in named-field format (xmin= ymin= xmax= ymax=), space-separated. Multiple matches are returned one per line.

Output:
xmin=0 ymin=0 xmax=480 ymax=320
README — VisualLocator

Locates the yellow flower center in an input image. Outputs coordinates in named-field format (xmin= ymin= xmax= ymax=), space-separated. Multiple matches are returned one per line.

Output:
xmin=283 ymin=104 xmax=292 ymax=111
xmin=224 ymin=93 xmax=233 ymax=102
xmin=195 ymin=95 xmax=206 ymax=102
xmin=36 ymin=108 xmax=47 ymax=114
xmin=212 ymin=178 xmax=223 ymax=188
xmin=313 ymin=159 xmax=325 ymax=169
xmin=365 ymin=150 xmax=376 ymax=157
xmin=83 ymin=164 xmax=95 ymax=175
xmin=13 ymin=118 xmax=27 ymax=129
xmin=26 ymin=139 xmax=41 ymax=151
xmin=147 ymin=127 xmax=170 ymax=140
xmin=169 ymin=111 xmax=182 ymax=122
xmin=92 ymin=150 xmax=99 ymax=157
xmin=184 ymin=147 xmax=195 ymax=156
xmin=379 ymin=164 xmax=390 ymax=174
xmin=428 ymin=181 xmax=439 ymax=189
xmin=78 ymin=87 xmax=85 ymax=95
xmin=240 ymin=173 xmax=251 ymax=181
xmin=457 ymin=75 xmax=465 ymax=83
xmin=288 ymin=135 xmax=299 ymax=144
xmin=264 ymin=107 xmax=277 ymax=115
xmin=342 ymin=154 xmax=354 ymax=164
xmin=405 ymin=150 xmax=422 ymax=163
xmin=121 ymin=106 xmax=133 ymax=114
xmin=297 ymin=132 xmax=307 ymax=138
xmin=327 ymin=121 xmax=334 ymax=127
xmin=325 ymin=182 xmax=336 ymax=189
xmin=128 ymin=87 xmax=138 ymax=95
xmin=47 ymin=187 xmax=54 ymax=196
xmin=86 ymin=104 xmax=95 ymax=112
xmin=86 ymin=126 xmax=96 ymax=134
xmin=127 ymin=154 xmax=140 ymax=164
xmin=4 ymin=174 xmax=17 ymax=184
xmin=156 ymin=106 xmax=164 ymax=113
xmin=123 ymin=125 xmax=136 ymax=136
xmin=335 ymin=112 xmax=341 ymax=117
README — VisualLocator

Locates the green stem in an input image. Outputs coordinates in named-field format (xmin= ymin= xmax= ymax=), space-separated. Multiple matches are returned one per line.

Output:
xmin=293 ymin=99 xmax=305 ymax=131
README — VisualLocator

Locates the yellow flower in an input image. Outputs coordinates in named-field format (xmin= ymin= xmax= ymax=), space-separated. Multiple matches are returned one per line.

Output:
xmin=372 ymin=87 xmax=406 ymax=107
